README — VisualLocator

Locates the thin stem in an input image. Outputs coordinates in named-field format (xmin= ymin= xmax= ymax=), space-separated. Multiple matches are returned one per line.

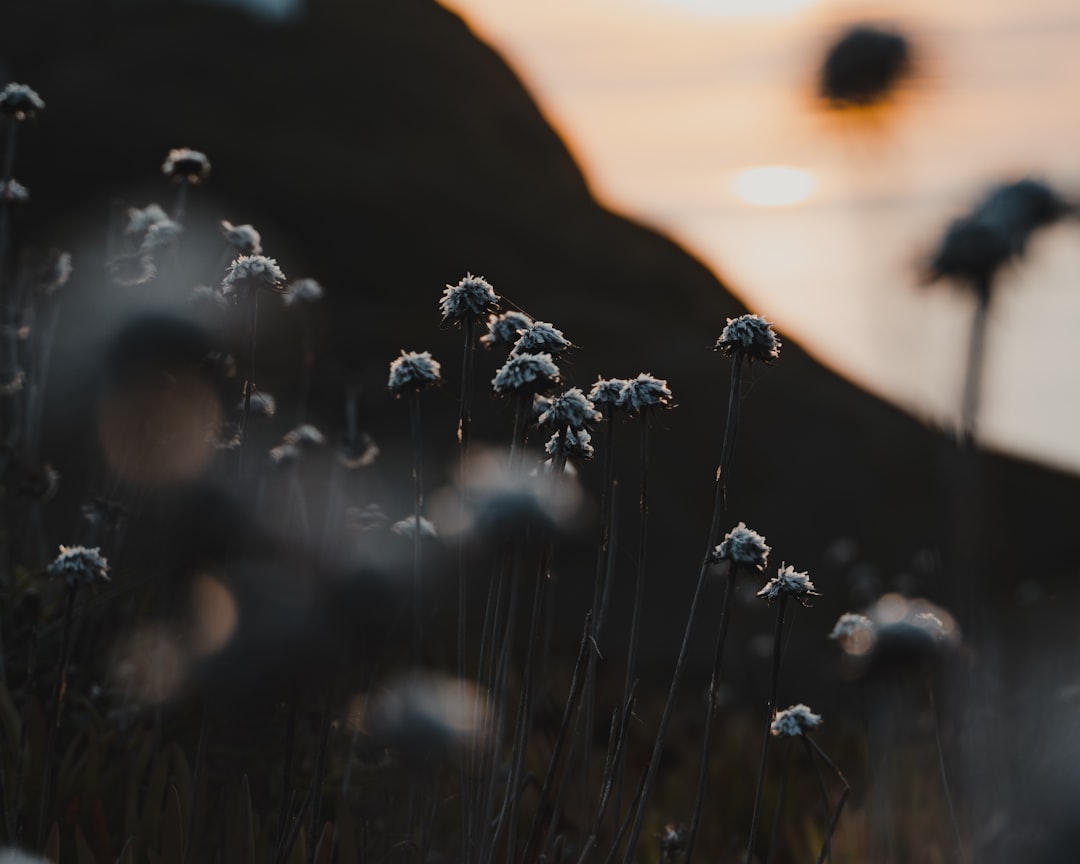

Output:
xmin=410 ymin=390 xmax=424 ymax=666
xmin=37 ymin=584 xmax=77 ymax=850
xmin=745 ymin=596 xmax=788 ymax=864
xmin=717 ymin=358 xmax=744 ymax=510
xmin=0 ymin=121 xmax=18 ymax=303
xmin=961 ymin=284 xmax=991 ymax=448
xmin=764 ymin=742 xmax=793 ymax=864
xmin=804 ymin=735 xmax=850 ymax=864
xmin=802 ymin=735 xmax=832 ymax=864
xmin=182 ymin=701 xmax=210 ymax=864
xmin=926 ymin=675 xmax=963 ymax=859
xmin=237 ymin=286 xmax=259 ymax=480
xmin=308 ymin=683 xmax=334 ymax=864
xmin=277 ymin=685 xmax=299 ymax=846
xmin=508 ymin=394 xmax=529 ymax=468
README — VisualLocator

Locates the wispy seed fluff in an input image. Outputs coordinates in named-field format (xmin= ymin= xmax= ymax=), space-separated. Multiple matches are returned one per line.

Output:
xmin=283 ymin=277 xmax=324 ymax=307
xmin=388 ymin=350 xmax=443 ymax=396
xmin=220 ymin=220 xmax=263 ymax=255
xmin=47 ymin=545 xmax=109 ymax=588
xmin=161 ymin=148 xmax=211 ymax=185
xmin=770 ymin=704 xmax=822 ymax=738
xmin=711 ymin=522 xmax=770 ymax=571
xmin=715 ymin=314 xmax=781 ymax=364
xmin=513 ymin=321 xmax=570 ymax=356
xmin=619 ymin=373 xmax=673 ymax=415
xmin=492 ymin=351 xmax=561 ymax=396
xmin=481 ymin=310 xmax=533 ymax=350
xmin=538 ymin=387 xmax=601 ymax=431
xmin=757 ymin=564 xmax=820 ymax=606
xmin=222 ymin=255 xmax=286 ymax=296
xmin=0 ymin=82 xmax=45 ymax=119
xmin=546 ymin=427 xmax=594 ymax=461
xmin=440 ymin=273 xmax=500 ymax=324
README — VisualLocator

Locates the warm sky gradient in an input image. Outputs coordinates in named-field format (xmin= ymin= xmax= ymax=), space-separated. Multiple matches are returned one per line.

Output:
xmin=437 ymin=0 xmax=1080 ymax=474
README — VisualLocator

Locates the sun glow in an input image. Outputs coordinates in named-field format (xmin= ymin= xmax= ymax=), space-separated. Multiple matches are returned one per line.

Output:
xmin=642 ymin=0 xmax=820 ymax=17
xmin=732 ymin=166 xmax=816 ymax=207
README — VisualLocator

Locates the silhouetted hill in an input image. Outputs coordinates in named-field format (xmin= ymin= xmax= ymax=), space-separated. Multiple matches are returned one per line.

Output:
xmin=2 ymin=0 xmax=1078 ymax=684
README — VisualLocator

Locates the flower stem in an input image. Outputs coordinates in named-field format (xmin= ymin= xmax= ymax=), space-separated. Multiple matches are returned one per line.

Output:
xmin=410 ymin=390 xmax=424 ymax=666
xmin=961 ymin=282 xmax=991 ymax=448
xmin=802 ymin=735 xmax=832 ymax=864
xmin=926 ymin=674 xmax=963 ymax=859
xmin=38 ymin=584 xmax=77 ymax=850
xmin=804 ymin=734 xmax=850 ymax=864
xmin=718 ymin=356 xmax=744 ymax=510
xmin=237 ymin=286 xmax=259 ymax=480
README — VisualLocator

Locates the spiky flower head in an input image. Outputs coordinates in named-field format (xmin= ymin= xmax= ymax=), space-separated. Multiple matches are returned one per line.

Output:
xmin=716 ymin=314 xmax=781 ymax=364
xmin=440 ymin=273 xmax=499 ymax=324
xmin=538 ymin=388 xmax=601 ymax=431
xmin=819 ymin=25 xmax=912 ymax=109
xmin=388 ymin=350 xmax=442 ymax=396
xmin=222 ymin=255 xmax=286 ymax=297
xmin=770 ymin=704 xmax=822 ymax=738
xmin=588 ymin=377 xmax=629 ymax=409
xmin=481 ymin=310 xmax=533 ymax=350
xmin=619 ymin=373 xmax=674 ymax=415
xmin=512 ymin=322 xmax=570 ymax=356
xmin=162 ymin=148 xmax=211 ymax=185
xmin=757 ymin=564 xmax=820 ymax=606
xmin=492 ymin=352 xmax=561 ymax=396
xmin=711 ymin=522 xmax=770 ymax=571
xmin=545 ymin=427 xmax=594 ymax=461
xmin=392 ymin=516 xmax=439 ymax=538
xmin=220 ymin=220 xmax=262 ymax=255
xmin=284 ymin=424 xmax=326 ymax=448
xmin=0 ymin=83 xmax=45 ymax=120
xmin=283 ymin=277 xmax=324 ymax=307
xmin=47 ymin=545 xmax=109 ymax=588
xmin=0 ymin=180 xmax=29 ymax=204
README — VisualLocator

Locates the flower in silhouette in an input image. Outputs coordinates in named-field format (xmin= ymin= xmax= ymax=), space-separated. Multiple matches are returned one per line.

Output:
xmin=492 ymin=352 xmax=560 ymax=396
xmin=220 ymin=220 xmax=262 ymax=255
xmin=757 ymin=564 xmax=819 ymax=606
xmin=481 ymin=310 xmax=533 ymax=350
xmin=711 ymin=522 xmax=770 ymax=572
xmin=48 ymin=545 xmax=109 ymax=588
xmin=819 ymin=25 xmax=912 ymax=108
xmin=388 ymin=350 xmax=442 ymax=396
xmin=440 ymin=273 xmax=499 ymax=324
xmin=513 ymin=321 xmax=569 ymax=355
xmin=161 ymin=148 xmax=210 ymax=184
xmin=716 ymin=315 xmax=781 ymax=363
xmin=770 ymin=704 xmax=822 ymax=738
xmin=538 ymin=387 xmax=601 ymax=431
xmin=0 ymin=82 xmax=45 ymax=119
xmin=619 ymin=373 xmax=673 ymax=415
xmin=222 ymin=255 xmax=286 ymax=297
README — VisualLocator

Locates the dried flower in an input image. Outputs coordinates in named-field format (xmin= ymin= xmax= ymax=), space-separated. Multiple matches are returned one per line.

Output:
xmin=339 ymin=433 xmax=379 ymax=469
xmin=819 ymin=25 xmax=912 ymax=108
xmin=125 ymin=204 xmax=170 ymax=238
xmin=770 ymin=704 xmax=822 ymax=738
xmin=588 ymin=377 xmax=629 ymax=409
xmin=481 ymin=310 xmax=533 ymax=350
xmin=716 ymin=314 xmax=781 ymax=364
xmin=829 ymin=612 xmax=873 ymax=641
xmin=284 ymin=424 xmax=325 ymax=448
xmin=239 ymin=391 xmax=276 ymax=417
xmin=391 ymin=516 xmax=438 ymax=538
xmin=283 ymin=277 xmax=324 ymax=306
xmin=545 ymin=427 xmax=594 ymax=461
xmin=268 ymin=444 xmax=301 ymax=467
xmin=711 ymin=522 xmax=770 ymax=571
xmin=538 ymin=387 xmax=601 ymax=431
xmin=107 ymin=254 xmax=156 ymax=287
xmin=757 ymin=564 xmax=819 ymax=606
xmin=619 ymin=373 xmax=674 ymax=415
xmin=139 ymin=219 xmax=183 ymax=252
xmin=189 ymin=283 xmax=228 ymax=312
xmin=492 ymin=351 xmax=561 ymax=396
xmin=658 ymin=824 xmax=688 ymax=864
xmin=0 ymin=180 xmax=29 ymax=204
xmin=161 ymin=148 xmax=210 ymax=185
xmin=513 ymin=321 xmax=570 ymax=356
xmin=440 ymin=273 xmax=499 ymax=324
xmin=388 ymin=350 xmax=442 ymax=396
xmin=220 ymin=220 xmax=262 ymax=255
xmin=47 ymin=545 xmax=109 ymax=588
xmin=0 ymin=83 xmax=45 ymax=120
xmin=38 ymin=250 xmax=72 ymax=296
xmin=222 ymin=255 xmax=286 ymax=297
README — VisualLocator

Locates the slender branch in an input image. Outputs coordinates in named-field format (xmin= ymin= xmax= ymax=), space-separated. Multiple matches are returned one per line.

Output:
xmin=926 ymin=675 xmax=963 ymax=859
xmin=804 ymin=735 xmax=850 ymax=864
xmin=961 ymin=283 xmax=991 ymax=448
xmin=37 ymin=584 xmax=76 ymax=850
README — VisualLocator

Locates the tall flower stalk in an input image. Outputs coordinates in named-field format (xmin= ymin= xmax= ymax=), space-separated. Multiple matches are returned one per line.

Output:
xmin=162 ymin=147 xmax=210 ymax=224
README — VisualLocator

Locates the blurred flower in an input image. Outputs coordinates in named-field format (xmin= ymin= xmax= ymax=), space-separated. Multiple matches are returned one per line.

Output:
xmin=481 ymin=310 xmax=533 ymax=350
xmin=828 ymin=612 xmax=874 ymax=655
xmin=770 ymin=704 xmax=823 ymax=738
xmin=268 ymin=443 xmax=301 ymax=467
xmin=108 ymin=253 xmax=157 ymax=287
xmin=538 ymin=387 xmax=601 ymax=431
xmin=125 ymin=203 xmax=170 ymax=238
xmin=0 ymin=83 xmax=45 ymax=120
xmin=222 ymin=255 xmax=286 ymax=296
xmin=189 ymin=283 xmax=228 ymax=313
xmin=284 ymin=424 xmax=325 ymax=448
xmin=757 ymin=564 xmax=819 ymax=606
xmin=710 ymin=522 xmax=770 ymax=572
xmin=220 ymin=220 xmax=262 ymax=255
xmin=862 ymin=594 xmax=959 ymax=667
xmin=346 ymin=503 xmax=388 ymax=533
xmin=0 ymin=370 xmax=25 ymax=395
xmin=440 ymin=273 xmax=499 ymax=324
xmin=619 ymin=372 xmax=673 ymax=415
xmin=492 ymin=351 xmax=560 ymax=396
xmin=513 ymin=321 xmax=570 ymax=355
xmin=47 ymin=544 xmax=109 ymax=588
xmin=139 ymin=218 xmax=183 ymax=252
xmin=658 ymin=824 xmax=688 ymax=864
xmin=38 ymin=249 xmax=72 ymax=296
xmin=716 ymin=314 xmax=781 ymax=364
xmin=239 ymin=391 xmax=276 ymax=417
xmin=819 ymin=25 xmax=912 ymax=109
xmin=283 ymin=277 xmax=324 ymax=306
xmin=588 ymin=377 xmax=629 ymax=409
xmin=388 ymin=350 xmax=442 ymax=396
xmin=339 ymin=433 xmax=379 ymax=469
xmin=391 ymin=516 xmax=438 ymax=538
xmin=0 ymin=180 xmax=29 ymax=204
xmin=162 ymin=148 xmax=210 ymax=184
xmin=545 ymin=427 xmax=594 ymax=461
xmin=0 ymin=847 xmax=51 ymax=864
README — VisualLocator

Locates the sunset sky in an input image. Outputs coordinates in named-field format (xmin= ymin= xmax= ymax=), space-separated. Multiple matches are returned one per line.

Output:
xmin=437 ymin=0 xmax=1080 ymax=474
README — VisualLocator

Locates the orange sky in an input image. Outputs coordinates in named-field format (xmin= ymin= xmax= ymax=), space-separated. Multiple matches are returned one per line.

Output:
xmin=439 ymin=0 xmax=1080 ymax=474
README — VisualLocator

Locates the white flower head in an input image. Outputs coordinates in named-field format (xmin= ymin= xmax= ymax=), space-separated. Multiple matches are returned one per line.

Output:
xmin=268 ymin=443 xmax=301 ymax=468
xmin=545 ymin=427 xmax=594 ymax=461
xmin=492 ymin=352 xmax=561 ymax=396
xmin=0 ymin=83 xmax=45 ymax=120
xmin=39 ymin=250 xmax=73 ymax=296
xmin=388 ymin=350 xmax=442 ymax=396
xmin=715 ymin=314 xmax=781 ymax=364
xmin=125 ymin=203 xmax=170 ymax=237
xmin=538 ymin=387 xmax=601 ymax=431
xmin=139 ymin=218 xmax=183 ymax=253
xmin=222 ymin=255 xmax=286 ymax=297
xmin=284 ymin=424 xmax=326 ymax=448
xmin=711 ymin=522 xmax=770 ymax=572
xmin=283 ymin=277 xmax=324 ymax=307
xmin=757 ymin=563 xmax=820 ymax=606
xmin=239 ymin=391 xmax=276 ymax=417
xmin=440 ymin=273 xmax=499 ymax=324
xmin=108 ymin=253 xmax=157 ymax=287
xmin=829 ymin=612 xmax=876 ymax=656
xmin=47 ymin=545 xmax=109 ymax=588
xmin=481 ymin=310 xmax=533 ymax=350
xmin=619 ymin=373 xmax=673 ymax=415
xmin=161 ymin=148 xmax=211 ymax=185
xmin=220 ymin=220 xmax=262 ymax=255
xmin=0 ymin=180 xmax=29 ymax=204
xmin=770 ymin=704 xmax=822 ymax=738
xmin=391 ymin=516 xmax=439 ymax=539
xmin=512 ymin=321 xmax=570 ymax=356
xmin=588 ymin=377 xmax=629 ymax=409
